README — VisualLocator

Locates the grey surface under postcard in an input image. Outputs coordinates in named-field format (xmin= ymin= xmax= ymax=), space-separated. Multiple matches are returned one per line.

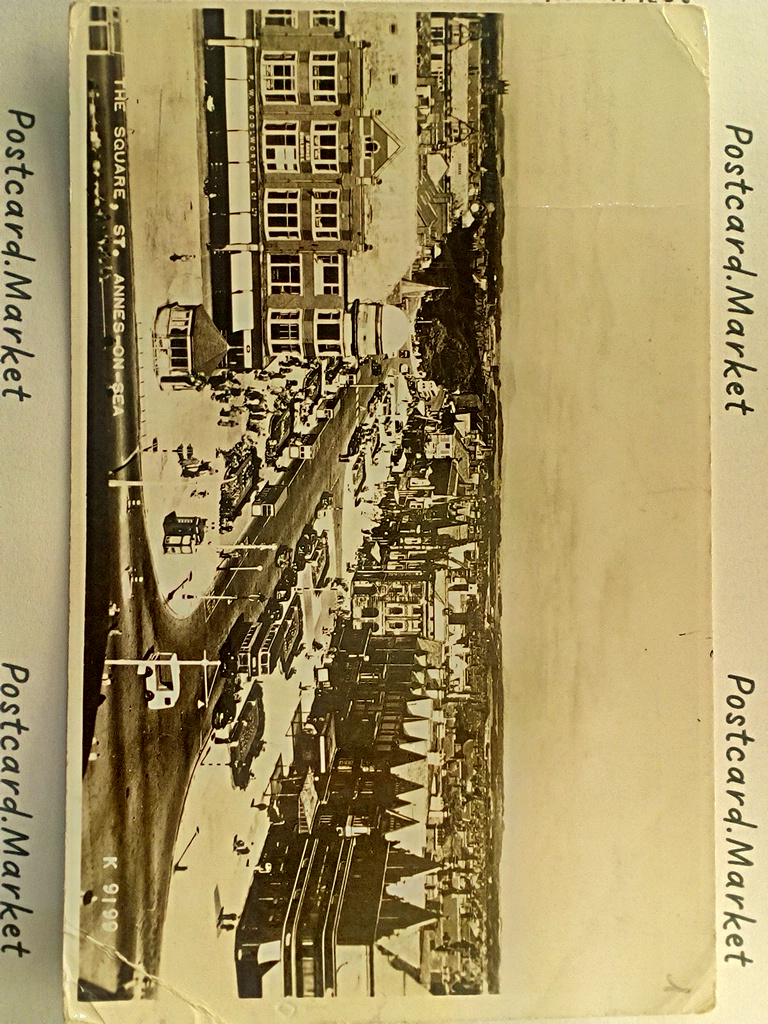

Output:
xmin=62 ymin=3 xmax=711 ymax=1022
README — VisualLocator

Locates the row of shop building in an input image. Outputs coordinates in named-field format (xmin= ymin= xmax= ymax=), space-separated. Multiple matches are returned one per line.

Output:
xmin=200 ymin=6 xmax=408 ymax=370
xmin=235 ymin=624 xmax=455 ymax=998
xmin=150 ymin=7 xmax=498 ymax=385
xmin=234 ymin=383 xmax=493 ymax=996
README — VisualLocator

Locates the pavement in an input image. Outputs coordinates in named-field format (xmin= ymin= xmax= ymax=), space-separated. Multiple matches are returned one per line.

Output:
xmin=116 ymin=6 xmax=341 ymax=618
xmin=118 ymin=5 xmax=234 ymax=619
xmin=157 ymin=591 xmax=331 ymax=1008
xmin=155 ymin=398 xmax=402 ymax=1007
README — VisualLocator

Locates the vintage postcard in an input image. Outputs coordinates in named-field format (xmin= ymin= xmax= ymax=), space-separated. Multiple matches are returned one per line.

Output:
xmin=65 ymin=4 xmax=713 ymax=1022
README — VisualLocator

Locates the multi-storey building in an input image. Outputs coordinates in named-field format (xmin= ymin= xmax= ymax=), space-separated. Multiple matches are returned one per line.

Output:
xmin=353 ymin=569 xmax=434 ymax=638
xmin=202 ymin=8 xmax=404 ymax=368
xmin=414 ymin=13 xmax=487 ymax=265
xmin=234 ymin=627 xmax=443 ymax=999
xmin=351 ymin=531 xmax=449 ymax=641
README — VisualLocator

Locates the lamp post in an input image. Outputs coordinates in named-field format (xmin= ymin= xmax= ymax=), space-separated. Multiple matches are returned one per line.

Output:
xmin=173 ymin=826 xmax=200 ymax=873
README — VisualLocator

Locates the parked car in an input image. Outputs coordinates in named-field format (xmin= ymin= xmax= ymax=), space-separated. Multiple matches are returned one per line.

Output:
xmin=212 ymin=681 xmax=237 ymax=730
xmin=138 ymin=653 xmax=181 ymax=710
xmin=180 ymin=458 xmax=212 ymax=478
xmin=275 ymin=544 xmax=292 ymax=569
xmin=297 ymin=525 xmax=318 ymax=556
xmin=274 ymin=565 xmax=298 ymax=603
xmin=262 ymin=597 xmax=283 ymax=626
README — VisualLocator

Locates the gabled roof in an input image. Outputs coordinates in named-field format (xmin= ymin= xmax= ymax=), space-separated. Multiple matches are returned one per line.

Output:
xmin=392 ymin=775 xmax=424 ymax=797
xmin=388 ymin=745 xmax=426 ymax=769
xmin=385 ymin=848 xmax=436 ymax=881
xmin=376 ymin=894 xmax=438 ymax=939
xmin=191 ymin=304 xmax=228 ymax=377
xmin=399 ymin=726 xmax=426 ymax=746
xmin=382 ymin=808 xmax=419 ymax=834
xmin=369 ymin=111 xmax=404 ymax=178
xmin=427 ymin=152 xmax=449 ymax=187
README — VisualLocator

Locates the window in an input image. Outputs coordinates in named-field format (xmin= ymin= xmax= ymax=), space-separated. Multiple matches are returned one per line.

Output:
xmin=314 ymin=254 xmax=341 ymax=295
xmin=265 ymin=9 xmax=297 ymax=27
xmin=315 ymin=311 xmax=342 ymax=354
xmin=268 ymin=310 xmax=301 ymax=346
xmin=312 ymin=10 xmax=338 ymax=28
xmin=263 ymin=122 xmax=299 ymax=172
xmin=311 ymin=122 xmax=339 ymax=173
xmin=268 ymin=254 xmax=302 ymax=294
xmin=311 ymin=189 xmax=339 ymax=239
xmin=309 ymin=52 xmax=338 ymax=104
xmin=389 ymin=73 xmax=398 ymax=85
xmin=261 ymin=53 xmax=298 ymax=104
xmin=265 ymin=189 xmax=300 ymax=238
xmin=315 ymin=310 xmax=341 ymax=341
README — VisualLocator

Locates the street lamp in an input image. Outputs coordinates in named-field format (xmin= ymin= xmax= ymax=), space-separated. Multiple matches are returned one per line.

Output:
xmin=167 ymin=571 xmax=193 ymax=602
xmin=173 ymin=826 xmax=200 ymax=872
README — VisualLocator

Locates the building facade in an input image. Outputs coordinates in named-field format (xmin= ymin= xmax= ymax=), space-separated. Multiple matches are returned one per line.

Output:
xmin=203 ymin=8 xmax=403 ymax=367
xmin=235 ymin=626 xmax=442 ymax=999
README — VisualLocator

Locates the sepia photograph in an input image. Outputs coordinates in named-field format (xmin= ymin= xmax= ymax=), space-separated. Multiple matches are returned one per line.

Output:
xmin=67 ymin=3 xmax=714 ymax=1021
xmin=71 ymin=1 xmax=504 ymax=1009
